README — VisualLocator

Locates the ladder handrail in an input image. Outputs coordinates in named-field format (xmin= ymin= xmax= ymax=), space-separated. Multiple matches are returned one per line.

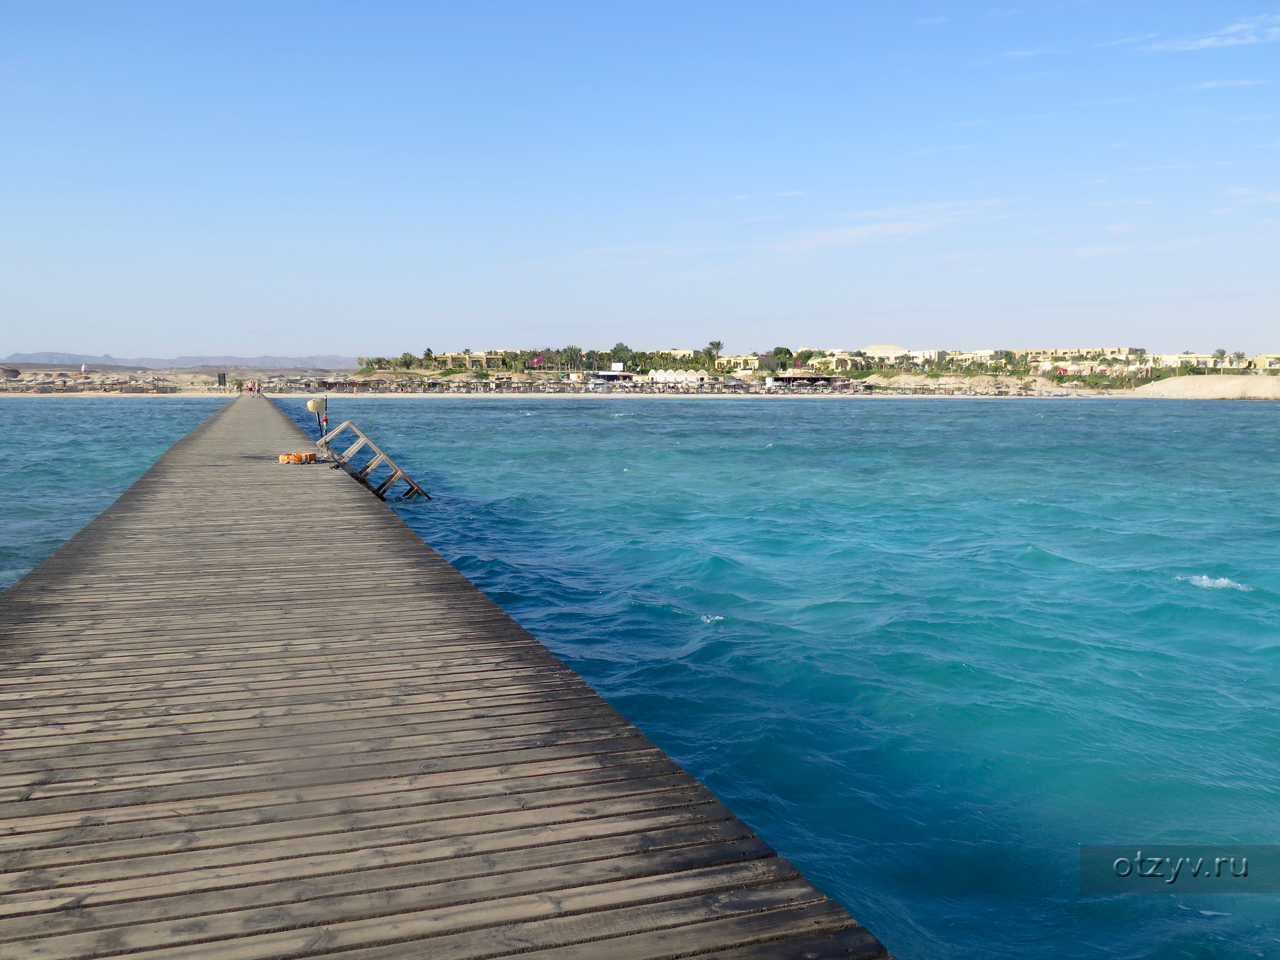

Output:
xmin=316 ymin=420 xmax=429 ymax=500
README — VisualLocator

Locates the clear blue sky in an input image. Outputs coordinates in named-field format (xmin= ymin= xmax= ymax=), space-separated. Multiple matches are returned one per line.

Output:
xmin=1 ymin=2 xmax=1276 ymax=357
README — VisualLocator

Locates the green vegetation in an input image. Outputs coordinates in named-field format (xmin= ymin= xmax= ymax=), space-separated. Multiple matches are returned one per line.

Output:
xmin=356 ymin=342 xmax=739 ymax=376
xmin=354 ymin=344 xmax=1260 ymax=382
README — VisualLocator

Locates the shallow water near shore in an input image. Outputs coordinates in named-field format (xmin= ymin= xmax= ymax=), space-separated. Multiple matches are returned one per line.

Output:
xmin=5 ymin=396 xmax=1280 ymax=959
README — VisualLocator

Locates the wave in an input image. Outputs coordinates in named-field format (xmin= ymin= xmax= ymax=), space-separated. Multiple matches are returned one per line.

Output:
xmin=1176 ymin=575 xmax=1252 ymax=592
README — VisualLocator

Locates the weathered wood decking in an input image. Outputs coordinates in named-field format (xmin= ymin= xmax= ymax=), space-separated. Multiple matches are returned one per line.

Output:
xmin=0 ymin=396 xmax=887 ymax=960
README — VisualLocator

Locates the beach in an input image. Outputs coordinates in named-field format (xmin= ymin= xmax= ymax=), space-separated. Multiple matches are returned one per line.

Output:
xmin=1131 ymin=375 xmax=1280 ymax=400
xmin=8 ymin=369 xmax=1280 ymax=401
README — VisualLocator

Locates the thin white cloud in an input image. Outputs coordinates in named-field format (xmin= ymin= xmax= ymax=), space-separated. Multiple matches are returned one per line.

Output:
xmin=851 ymin=200 xmax=1006 ymax=220
xmin=1071 ymin=237 xmax=1204 ymax=257
xmin=1184 ymin=79 xmax=1272 ymax=89
xmin=1095 ymin=33 xmax=1158 ymax=49
xmin=1074 ymin=97 xmax=1136 ymax=107
xmin=1131 ymin=161 xmax=1241 ymax=171
xmin=768 ymin=200 xmax=1007 ymax=254
xmin=1228 ymin=188 xmax=1280 ymax=202
xmin=770 ymin=220 xmax=937 ymax=253
xmin=1149 ymin=15 xmax=1280 ymax=51
xmin=1090 ymin=199 xmax=1155 ymax=206
xmin=968 ymin=46 xmax=1056 ymax=67
xmin=672 ymin=215 xmax=785 ymax=228
xmin=1072 ymin=243 xmax=1136 ymax=257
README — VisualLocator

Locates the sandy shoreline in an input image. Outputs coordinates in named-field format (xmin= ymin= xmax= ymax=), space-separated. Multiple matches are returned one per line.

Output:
xmin=1129 ymin=376 xmax=1280 ymax=400
xmin=4 ymin=379 xmax=1280 ymax=401
xmin=1 ymin=390 xmax=1084 ymax=401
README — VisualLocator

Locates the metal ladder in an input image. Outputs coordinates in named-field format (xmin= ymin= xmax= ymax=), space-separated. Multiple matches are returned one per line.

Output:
xmin=316 ymin=420 xmax=430 ymax=500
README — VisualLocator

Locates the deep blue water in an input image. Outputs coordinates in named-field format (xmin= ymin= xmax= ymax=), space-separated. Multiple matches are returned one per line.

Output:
xmin=6 ymin=396 xmax=1280 ymax=959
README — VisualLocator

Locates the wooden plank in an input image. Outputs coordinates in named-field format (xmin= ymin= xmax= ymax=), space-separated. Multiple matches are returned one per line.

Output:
xmin=0 ymin=396 xmax=886 ymax=959
xmin=3 ymin=752 xmax=682 ymax=836
xmin=3 ymin=794 xmax=728 ymax=892
xmin=0 ymin=825 xmax=767 ymax=943
xmin=0 ymin=774 xmax=701 ymax=863
xmin=0 ymin=718 xmax=638 ymax=792
xmin=0 ymin=692 xmax=608 ymax=751
xmin=1 ymin=702 xmax=624 ymax=770
xmin=9 ymin=858 xmax=803 ymax=960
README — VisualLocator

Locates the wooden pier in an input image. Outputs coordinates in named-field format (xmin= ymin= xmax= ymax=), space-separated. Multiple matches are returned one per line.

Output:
xmin=0 ymin=396 xmax=887 ymax=960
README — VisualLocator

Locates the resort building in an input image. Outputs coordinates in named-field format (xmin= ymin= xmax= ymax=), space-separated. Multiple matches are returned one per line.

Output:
xmin=661 ymin=348 xmax=698 ymax=359
xmin=1253 ymin=354 xmax=1280 ymax=370
xmin=946 ymin=350 xmax=1004 ymax=365
xmin=809 ymin=350 xmax=865 ymax=372
xmin=1034 ymin=361 xmax=1139 ymax=376
xmin=1151 ymin=353 xmax=1248 ymax=370
xmin=435 ymin=351 xmax=512 ymax=370
xmin=715 ymin=354 xmax=782 ymax=372
xmin=860 ymin=344 xmax=911 ymax=361
xmin=1017 ymin=347 xmax=1145 ymax=361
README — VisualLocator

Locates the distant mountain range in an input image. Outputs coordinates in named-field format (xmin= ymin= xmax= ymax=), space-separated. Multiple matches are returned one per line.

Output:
xmin=4 ymin=352 xmax=359 ymax=369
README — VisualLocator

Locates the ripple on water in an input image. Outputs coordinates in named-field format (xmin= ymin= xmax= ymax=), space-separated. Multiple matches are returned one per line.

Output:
xmin=278 ymin=397 xmax=1278 ymax=960
xmin=7 ymin=396 xmax=1275 ymax=960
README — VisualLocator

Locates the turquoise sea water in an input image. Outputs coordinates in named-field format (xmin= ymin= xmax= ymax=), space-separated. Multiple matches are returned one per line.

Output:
xmin=4 ymin=396 xmax=1280 ymax=958
xmin=0 ymin=398 xmax=228 ymax=590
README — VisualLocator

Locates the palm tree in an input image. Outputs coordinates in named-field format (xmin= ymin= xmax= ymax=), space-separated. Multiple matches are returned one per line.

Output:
xmin=708 ymin=340 xmax=724 ymax=361
xmin=1231 ymin=351 xmax=1247 ymax=366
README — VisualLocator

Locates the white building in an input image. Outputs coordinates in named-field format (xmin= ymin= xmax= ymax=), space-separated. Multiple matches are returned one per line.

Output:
xmin=946 ymin=350 xmax=1003 ymax=365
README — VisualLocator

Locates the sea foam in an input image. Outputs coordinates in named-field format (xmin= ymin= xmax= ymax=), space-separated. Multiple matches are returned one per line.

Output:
xmin=1177 ymin=575 xmax=1252 ymax=591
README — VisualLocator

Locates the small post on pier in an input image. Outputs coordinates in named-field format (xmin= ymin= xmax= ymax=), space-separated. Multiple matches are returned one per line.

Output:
xmin=306 ymin=396 xmax=327 ymax=433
